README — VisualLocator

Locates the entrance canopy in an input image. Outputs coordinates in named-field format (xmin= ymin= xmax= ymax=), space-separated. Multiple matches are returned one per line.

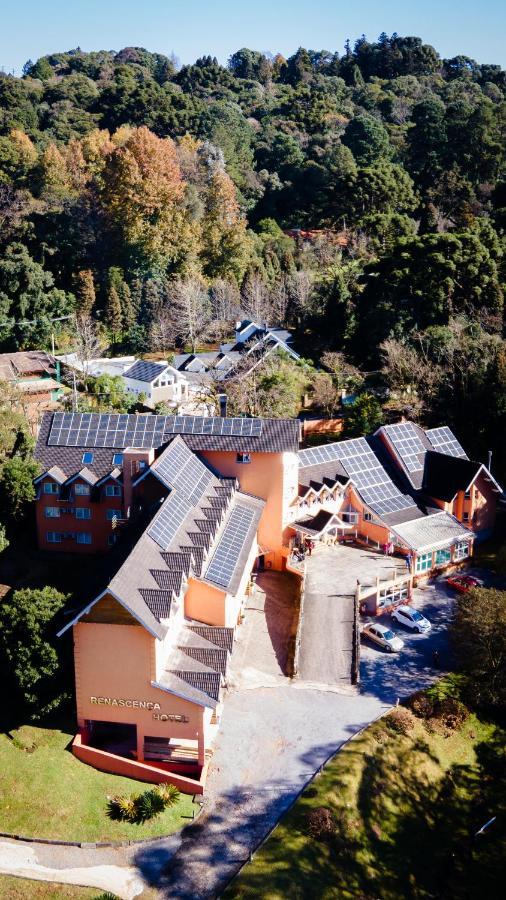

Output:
xmin=291 ymin=510 xmax=352 ymax=538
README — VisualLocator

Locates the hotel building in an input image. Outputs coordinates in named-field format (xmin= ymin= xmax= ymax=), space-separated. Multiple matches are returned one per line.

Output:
xmin=33 ymin=414 xmax=501 ymax=791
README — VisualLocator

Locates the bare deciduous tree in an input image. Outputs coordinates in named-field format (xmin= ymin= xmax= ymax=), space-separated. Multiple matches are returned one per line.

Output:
xmin=287 ymin=270 xmax=314 ymax=324
xmin=73 ymin=313 xmax=101 ymax=379
xmin=311 ymin=373 xmax=340 ymax=416
xmin=210 ymin=278 xmax=241 ymax=321
xmin=149 ymin=302 xmax=176 ymax=354
xmin=171 ymin=278 xmax=211 ymax=353
xmin=241 ymin=274 xmax=271 ymax=323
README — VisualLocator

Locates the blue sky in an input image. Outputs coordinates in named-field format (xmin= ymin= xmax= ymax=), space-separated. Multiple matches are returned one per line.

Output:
xmin=1 ymin=0 xmax=505 ymax=75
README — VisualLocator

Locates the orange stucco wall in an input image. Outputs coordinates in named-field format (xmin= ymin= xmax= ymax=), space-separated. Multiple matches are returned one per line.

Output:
xmin=184 ymin=578 xmax=227 ymax=626
xmin=74 ymin=619 xmax=207 ymax=753
xmin=200 ymin=450 xmax=298 ymax=569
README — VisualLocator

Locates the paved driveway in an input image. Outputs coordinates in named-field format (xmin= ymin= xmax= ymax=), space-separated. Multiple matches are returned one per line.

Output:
xmin=298 ymin=544 xmax=407 ymax=685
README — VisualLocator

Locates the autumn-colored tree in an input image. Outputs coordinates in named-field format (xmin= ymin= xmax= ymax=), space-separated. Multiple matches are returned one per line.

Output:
xmin=38 ymin=143 xmax=72 ymax=199
xmin=100 ymin=126 xmax=190 ymax=272
xmin=74 ymin=269 xmax=96 ymax=315
xmin=200 ymin=167 xmax=251 ymax=282
xmin=105 ymin=285 xmax=123 ymax=340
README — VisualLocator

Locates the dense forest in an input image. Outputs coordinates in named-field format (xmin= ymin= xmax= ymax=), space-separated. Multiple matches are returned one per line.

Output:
xmin=0 ymin=34 xmax=505 ymax=471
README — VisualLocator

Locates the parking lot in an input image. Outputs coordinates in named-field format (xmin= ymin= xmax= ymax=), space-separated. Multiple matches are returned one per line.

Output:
xmin=359 ymin=565 xmax=494 ymax=703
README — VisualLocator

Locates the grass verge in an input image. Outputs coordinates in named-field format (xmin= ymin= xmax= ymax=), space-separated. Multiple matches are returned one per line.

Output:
xmin=226 ymin=698 xmax=505 ymax=899
xmin=0 ymin=721 xmax=194 ymax=842
xmin=0 ymin=876 xmax=98 ymax=898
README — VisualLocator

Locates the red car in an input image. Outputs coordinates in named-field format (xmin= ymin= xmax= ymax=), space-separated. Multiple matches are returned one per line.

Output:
xmin=446 ymin=574 xmax=483 ymax=594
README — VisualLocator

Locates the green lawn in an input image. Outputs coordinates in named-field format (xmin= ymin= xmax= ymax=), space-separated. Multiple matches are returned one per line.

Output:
xmin=0 ymin=721 xmax=195 ymax=842
xmin=227 ymin=708 xmax=505 ymax=900
xmin=0 ymin=877 xmax=98 ymax=898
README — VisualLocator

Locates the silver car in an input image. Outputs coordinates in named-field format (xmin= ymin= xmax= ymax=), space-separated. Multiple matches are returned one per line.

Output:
xmin=362 ymin=622 xmax=404 ymax=653
xmin=391 ymin=604 xmax=431 ymax=633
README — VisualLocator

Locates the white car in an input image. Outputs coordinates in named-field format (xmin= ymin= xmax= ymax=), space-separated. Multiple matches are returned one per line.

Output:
xmin=362 ymin=622 xmax=404 ymax=653
xmin=391 ymin=604 xmax=432 ymax=633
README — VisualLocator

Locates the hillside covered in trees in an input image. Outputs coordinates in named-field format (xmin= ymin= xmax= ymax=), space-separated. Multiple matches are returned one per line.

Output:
xmin=0 ymin=34 xmax=505 ymax=471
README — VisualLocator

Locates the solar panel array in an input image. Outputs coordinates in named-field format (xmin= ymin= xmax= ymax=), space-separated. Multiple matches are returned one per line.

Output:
xmin=299 ymin=437 xmax=416 ymax=518
xmin=383 ymin=423 xmax=426 ymax=473
xmin=148 ymin=491 xmax=193 ymax=551
xmin=124 ymin=359 xmax=168 ymax=383
xmin=426 ymin=426 xmax=468 ymax=459
xmin=205 ymin=505 xmax=256 ymax=589
xmin=153 ymin=439 xmax=214 ymax=504
xmin=47 ymin=412 xmax=262 ymax=448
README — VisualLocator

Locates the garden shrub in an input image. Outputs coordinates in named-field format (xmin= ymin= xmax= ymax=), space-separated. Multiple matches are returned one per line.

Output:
xmin=106 ymin=783 xmax=181 ymax=823
xmin=385 ymin=707 xmax=416 ymax=734
xmin=134 ymin=788 xmax=166 ymax=822
xmin=434 ymin=697 xmax=469 ymax=731
xmin=408 ymin=690 xmax=434 ymax=719
xmin=307 ymin=806 xmax=336 ymax=840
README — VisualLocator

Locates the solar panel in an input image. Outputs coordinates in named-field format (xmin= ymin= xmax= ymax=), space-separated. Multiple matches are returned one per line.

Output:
xmin=47 ymin=413 xmax=263 ymax=448
xmin=205 ymin=504 xmax=256 ymax=589
xmin=384 ymin=423 xmax=426 ymax=474
xmin=426 ymin=426 xmax=468 ymax=459
xmin=299 ymin=436 xmax=416 ymax=519
xmin=125 ymin=360 xmax=167 ymax=383
xmin=148 ymin=492 xmax=193 ymax=551
xmin=152 ymin=438 xmax=215 ymax=504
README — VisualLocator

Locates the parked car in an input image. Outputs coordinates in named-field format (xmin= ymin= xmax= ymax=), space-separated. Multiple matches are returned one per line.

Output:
xmin=446 ymin=574 xmax=484 ymax=594
xmin=391 ymin=604 xmax=431 ymax=633
xmin=361 ymin=622 xmax=404 ymax=653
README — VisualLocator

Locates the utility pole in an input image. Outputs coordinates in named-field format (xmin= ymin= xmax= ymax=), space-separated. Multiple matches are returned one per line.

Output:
xmin=72 ymin=370 xmax=78 ymax=412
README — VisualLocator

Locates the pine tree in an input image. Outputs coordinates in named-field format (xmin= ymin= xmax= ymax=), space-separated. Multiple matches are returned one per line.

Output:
xmin=118 ymin=282 xmax=135 ymax=330
xmin=74 ymin=270 xmax=96 ymax=315
xmin=105 ymin=286 xmax=123 ymax=340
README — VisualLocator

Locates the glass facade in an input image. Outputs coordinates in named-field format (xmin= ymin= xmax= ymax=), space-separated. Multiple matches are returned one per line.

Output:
xmin=435 ymin=548 xmax=451 ymax=565
xmin=416 ymin=551 xmax=433 ymax=573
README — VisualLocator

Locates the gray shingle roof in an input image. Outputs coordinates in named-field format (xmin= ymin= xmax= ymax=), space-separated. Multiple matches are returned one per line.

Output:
xmin=188 ymin=626 xmax=234 ymax=652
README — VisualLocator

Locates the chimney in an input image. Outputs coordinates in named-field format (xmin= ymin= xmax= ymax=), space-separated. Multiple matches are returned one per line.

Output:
xmin=487 ymin=450 xmax=492 ymax=472
xmin=218 ymin=393 xmax=227 ymax=418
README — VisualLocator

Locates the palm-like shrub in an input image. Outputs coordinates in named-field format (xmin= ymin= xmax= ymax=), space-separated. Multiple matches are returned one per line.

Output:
xmin=134 ymin=788 xmax=166 ymax=822
xmin=155 ymin=782 xmax=181 ymax=807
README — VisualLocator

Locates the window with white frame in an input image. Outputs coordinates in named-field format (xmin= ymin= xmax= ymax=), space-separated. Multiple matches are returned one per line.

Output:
xmin=105 ymin=484 xmax=122 ymax=497
xmin=416 ymin=551 xmax=433 ymax=573
xmin=364 ymin=512 xmax=373 ymax=522
xmin=43 ymin=482 xmax=59 ymax=494
xmin=44 ymin=507 xmax=60 ymax=518
xmin=47 ymin=531 xmax=62 ymax=543
xmin=76 ymin=532 xmax=92 ymax=545
xmin=236 ymin=452 xmax=251 ymax=464
xmin=435 ymin=548 xmax=451 ymax=566
xmin=341 ymin=506 xmax=359 ymax=524
xmin=378 ymin=584 xmax=409 ymax=608
xmin=454 ymin=541 xmax=470 ymax=561
xmin=74 ymin=483 xmax=90 ymax=496
xmin=106 ymin=509 xmax=122 ymax=521
xmin=75 ymin=508 xmax=91 ymax=520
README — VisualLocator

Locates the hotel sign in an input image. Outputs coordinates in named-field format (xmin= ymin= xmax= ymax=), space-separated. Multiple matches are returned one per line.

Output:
xmin=89 ymin=696 xmax=189 ymax=723
xmin=90 ymin=696 xmax=160 ymax=710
